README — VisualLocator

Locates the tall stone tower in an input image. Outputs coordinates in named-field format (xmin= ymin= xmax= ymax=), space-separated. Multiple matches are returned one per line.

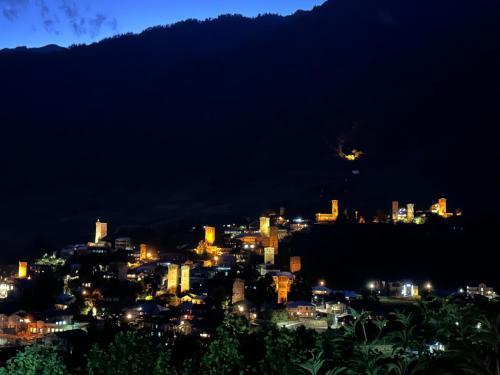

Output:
xmin=232 ymin=278 xmax=245 ymax=304
xmin=95 ymin=220 xmax=107 ymax=243
xmin=406 ymin=203 xmax=415 ymax=222
xmin=392 ymin=201 xmax=399 ymax=222
xmin=264 ymin=247 xmax=275 ymax=265
xmin=290 ymin=256 xmax=301 ymax=273
xmin=260 ymin=217 xmax=270 ymax=237
xmin=269 ymin=226 xmax=279 ymax=254
xmin=205 ymin=226 xmax=216 ymax=246
xmin=167 ymin=264 xmax=180 ymax=293
xmin=277 ymin=275 xmax=289 ymax=304
xmin=181 ymin=264 xmax=190 ymax=293
xmin=18 ymin=261 xmax=27 ymax=279
xmin=438 ymin=198 xmax=447 ymax=217
xmin=331 ymin=200 xmax=339 ymax=221
xmin=140 ymin=244 xmax=148 ymax=261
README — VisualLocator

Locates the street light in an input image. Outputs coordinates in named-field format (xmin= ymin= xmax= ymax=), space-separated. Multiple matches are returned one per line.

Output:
xmin=368 ymin=282 xmax=375 ymax=296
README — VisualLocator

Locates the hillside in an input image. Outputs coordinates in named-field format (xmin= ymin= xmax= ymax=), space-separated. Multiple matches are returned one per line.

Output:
xmin=0 ymin=0 xmax=499 ymax=258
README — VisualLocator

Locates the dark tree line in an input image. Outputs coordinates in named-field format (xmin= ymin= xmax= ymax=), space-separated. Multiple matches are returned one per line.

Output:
xmin=1 ymin=297 xmax=499 ymax=374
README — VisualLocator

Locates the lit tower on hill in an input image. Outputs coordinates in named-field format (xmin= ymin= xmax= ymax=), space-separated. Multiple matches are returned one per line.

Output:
xmin=316 ymin=200 xmax=339 ymax=222
xmin=18 ymin=261 xmax=28 ymax=279
xmin=331 ymin=200 xmax=339 ymax=220
xmin=167 ymin=264 xmax=180 ymax=293
xmin=277 ymin=275 xmax=290 ymax=304
xmin=205 ymin=226 xmax=215 ymax=246
xmin=290 ymin=256 xmax=301 ymax=273
xmin=95 ymin=220 xmax=107 ymax=243
xmin=260 ymin=217 xmax=270 ymax=237
xmin=264 ymin=247 xmax=275 ymax=265
xmin=438 ymin=198 xmax=447 ymax=217
xmin=140 ymin=244 xmax=148 ymax=261
xmin=232 ymin=278 xmax=245 ymax=304
xmin=269 ymin=227 xmax=279 ymax=254
xmin=181 ymin=264 xmax=190 ymax=293
xmin=392 ymin=201 xmax=399 ymax=223
xmin=406 ymin=203 xmax=415 ymax=222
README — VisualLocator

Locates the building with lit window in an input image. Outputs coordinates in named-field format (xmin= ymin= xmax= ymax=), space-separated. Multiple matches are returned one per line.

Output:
xmin=115 ymin=237 xmax=133 ymax=251
xmin=287 ymin=301 xmax=316 ymax=319
xmin=316 ymin=200 xmax=339 ymax=223
xmin=467 ymin=283 xmax=497 ymax=299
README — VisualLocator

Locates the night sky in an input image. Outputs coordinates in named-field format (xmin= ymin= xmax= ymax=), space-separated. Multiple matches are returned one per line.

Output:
xmin=0 ymin=0 xmax=324 ymax=48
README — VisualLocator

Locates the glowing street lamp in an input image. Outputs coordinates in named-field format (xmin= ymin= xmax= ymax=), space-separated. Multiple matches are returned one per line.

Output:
xmin=319 ymin=280 xmax=325 ymax=287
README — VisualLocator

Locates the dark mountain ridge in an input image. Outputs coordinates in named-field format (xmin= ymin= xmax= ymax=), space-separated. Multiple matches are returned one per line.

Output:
xmin=0 ymin=0 xmax=499 ymax=259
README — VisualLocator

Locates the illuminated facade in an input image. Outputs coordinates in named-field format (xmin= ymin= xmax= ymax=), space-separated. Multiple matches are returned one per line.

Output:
xmin=392 ymin=201 xmax=399 ymax=222
xmin=95 ymin=220 xmax=107 ymax=243
xmin=140 ymin=244 xmax=148 ymax=261
xmin=232 ymin=278 xmax=245 ymax=304
xmin=402 ymin=283 xmax=419 ymax=298
xmin=264 ymin=247 xmax=275 ymax=265
xmin=467 ymin=283 xmax=497 ymax=299
xmin=438 ymin=198 xmax=447 ymax=217
xmin=290 ymin=256 xmax=301 ymax=273
xmin=260 ymin=217 xmax=270 ymax=237
xmin=167 ymin=264 xmax=180 ymax=293
xmin=205 ymin=226 xmax=215 ymax=246
xmin=431 ymin=197 xmax=451 ymax=218
xmin=276 ymin=275 xmax=290 ymax=304
xmin=181 ymin=264 xmax=190 ymax=293
xmin=316 ymin=200 xmax=339 ymax=222
xmin=406 ymin=203 xmax=414 ymax=222
xmin=18 ymin=261 xmax=28 ymax=279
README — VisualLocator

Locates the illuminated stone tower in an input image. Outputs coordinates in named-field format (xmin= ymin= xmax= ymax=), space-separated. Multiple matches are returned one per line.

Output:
xmin=18 ymin=261 xmax=27 ymax=279
xmin=277 ymin=275 xmax=289 ymax=304
xmin=264 ymin=247 xmax=275 ymax=265
xmin=438 ymin=198 xmax=447 ymax=217
xmin=232 ymin=278 xmax=245 ymax=304
xmin=406 ymin=203 xmax=415 ymax=222
xmin=290 ymin=256 xmax=301 ymax=273
xmin=269 ymin=227 xmax=279 ymax=254
xmin=260 ymin=217 xmax=270 ymax=237
xmin=140 ymin=244 xmax=148 ymax=261
xmin=205 ymin=226 xmax=215 ymax=246
xmin=392 ymin=201 xmax=399 ymax=222
xmin=167 ymin=264 xmax=180 ymax=293
xmin=331 ymin=200 xmax=339 ymax=221
xmin=95 ymin=220 xmax=107 ymax=243
xmin=181 ymin=264 xmax=190 ymax=293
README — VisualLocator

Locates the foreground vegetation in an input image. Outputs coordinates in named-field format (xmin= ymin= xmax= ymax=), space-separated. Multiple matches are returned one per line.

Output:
xmin=1 ymin=297 xmax=499 ymax=375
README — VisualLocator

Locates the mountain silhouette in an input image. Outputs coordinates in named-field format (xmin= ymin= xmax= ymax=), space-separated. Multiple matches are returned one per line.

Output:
xmin=0 ymin=0 xmax=499 ymax=259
